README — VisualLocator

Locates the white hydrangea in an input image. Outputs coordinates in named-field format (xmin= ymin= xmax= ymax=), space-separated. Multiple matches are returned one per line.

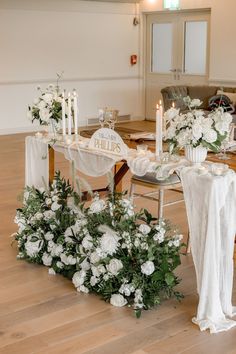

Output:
xmin=110 ymin=294 xmax=127 ymax=307
xmin=141 ymin=261 xmax=155 ymax=276
xmin=100 ymin=232 xmax=120 ymax=256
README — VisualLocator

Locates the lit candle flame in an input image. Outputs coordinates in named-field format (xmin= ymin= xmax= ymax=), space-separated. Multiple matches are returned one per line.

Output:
xmin=172 ymin=102 xmax=175 ymax=108
xmin=156 ymin=104 xmax=159 ymax=110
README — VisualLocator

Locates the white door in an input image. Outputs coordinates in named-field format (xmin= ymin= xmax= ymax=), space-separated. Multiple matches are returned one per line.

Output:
xmin=145 ymin=10 xmax=210 ymax=119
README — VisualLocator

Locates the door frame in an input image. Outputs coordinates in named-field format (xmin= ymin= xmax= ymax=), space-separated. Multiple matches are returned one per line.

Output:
xmin=142 ymin=8 xmax=211 ymax=120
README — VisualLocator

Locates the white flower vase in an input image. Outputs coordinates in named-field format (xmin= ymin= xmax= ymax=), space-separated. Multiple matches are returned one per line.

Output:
xmin=185 ymin=145 xmax=207 ymax=166
xmin=47 ymin=119 xmax=59 ymax=138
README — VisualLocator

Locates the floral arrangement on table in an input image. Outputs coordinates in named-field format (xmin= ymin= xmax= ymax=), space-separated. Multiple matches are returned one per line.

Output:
xmin=164 ymin=96 xmax=232 ymax=153
xmin=27 ymin=84 xmax=64 ymax=127
xmin=14 ymin=172 xmax=184 ymax=317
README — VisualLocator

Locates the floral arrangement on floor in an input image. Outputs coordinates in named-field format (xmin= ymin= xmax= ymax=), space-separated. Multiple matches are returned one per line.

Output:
xmin=27 ymin=82 xmax=64 ymax=127
xmin=164 ymin=96 xmax=232 ymax=153
xmin=14 ymin=172 xmax=184 ymax=317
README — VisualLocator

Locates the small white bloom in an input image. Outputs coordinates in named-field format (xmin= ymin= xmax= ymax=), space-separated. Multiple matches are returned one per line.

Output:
xmin=25 ymin=237 xmax=43 ymax=257
xmin=80 ymin=258 xmax=91 ymax=271
xmin=42 ymin=252 xmax=52 ymax=266
xmin=72 ymin=270 xmax=86 ymax=288
xmin=78 ymin=285 xmax=89 ymax=294
xmin=44 ymin=210 xmax=55 ymax=220
xmin=48 ymin=268 xmax=56 ymax=275
xmin=82 ymin=235 xmax=93 ymax=250
xmin=56 ymin=261 xmax=64 ymax=269
xmin=51 ymin=201 xmax=61 ymax=211
xmin=90 ymin=251 xmax=101 ymax=264
xmin=44 ymin=231 xmax=54 ymax=241
xmin=139 ymin=224 xmax=151 ymax=235
xmin=89 ymin=199 xmax=106 ymax=213
xmin=141 ymin=261 xmax=155 ymax=276
xmin=110 ymin=294 xmax=127 ymax=307
xmin=90 ymin=276 xmax=99 ymax=286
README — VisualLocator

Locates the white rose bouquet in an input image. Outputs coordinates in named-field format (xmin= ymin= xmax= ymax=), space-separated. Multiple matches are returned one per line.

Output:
xmin=14 ymin=172 xmax=184 ymax=318
xmin=27 ymin=84 xmax=64 ymax=126
xmin=164 ymin=96 xmax=232 ymax=153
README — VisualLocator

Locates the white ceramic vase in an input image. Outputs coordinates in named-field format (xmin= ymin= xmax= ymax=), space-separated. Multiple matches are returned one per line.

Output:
xmin=185 ymin=145 xmax=207 ymax=165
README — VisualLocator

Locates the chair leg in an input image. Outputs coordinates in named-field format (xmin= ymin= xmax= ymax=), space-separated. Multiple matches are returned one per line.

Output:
xmin=129 ymin=182 xmax=135 ymax=203
xmin=158 ymin=189 xmax=164 ymax=219
xmin=186 ymin=231 xmax=191 ymax=254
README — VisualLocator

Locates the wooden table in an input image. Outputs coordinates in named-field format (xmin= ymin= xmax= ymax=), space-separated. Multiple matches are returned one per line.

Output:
xmin=48 ymin=120 xmax=236 ymax=194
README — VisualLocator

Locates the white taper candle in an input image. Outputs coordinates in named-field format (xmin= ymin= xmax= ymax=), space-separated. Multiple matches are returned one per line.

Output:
xmin=62 ymin=90 xmax=66 ymax=136
xmin=156 ymin=104 xmax=163 ymax=158
xmin=67 ymin=92 xmax=72 ymax=135
xmin=73 ymin=90 xmax=78 ymax=135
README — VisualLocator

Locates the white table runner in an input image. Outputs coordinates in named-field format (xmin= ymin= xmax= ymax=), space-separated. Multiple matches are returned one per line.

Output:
xmin=180 ymin=167 xmax=236 ymax=333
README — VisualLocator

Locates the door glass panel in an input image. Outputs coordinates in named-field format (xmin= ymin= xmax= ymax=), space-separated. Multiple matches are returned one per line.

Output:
xmin=152 ymin=23 xmax=173 ymax=73
xmin=184 ymin=21 xmax=207 ymax=75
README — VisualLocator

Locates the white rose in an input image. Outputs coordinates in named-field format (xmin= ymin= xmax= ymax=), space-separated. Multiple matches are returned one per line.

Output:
xmin=72 ymin=270 xmax=86 ymax=288
xmin=44 ymin=232 xmax=54 ymax=241
xmin=90 ymin=276 xmax=99 ymax=286
xmin=90 ymin=251 xmax=101 ymax=264
xmin=110 ymin=294 xmax=127 ymax=307
xmin=82 ymin=235 xmax=93 ymax=250
xmin=78 ymin=285 xmax=89 ymax=293
xmin=89 ymin=199 xmax=106 ymax=213
xmin=51 ymin=201 xmax=61 ymax=211
xmin=44 ymin=210 xmax=55 ymax=220
xmin=189 ymin=98 xmax=202 ymax=108
xmin=203 ymin=129 xmax=217 ymax=143
xmin=43 ymin=93 xmax=53 ymax=104
xmin=165 ymin=107 xmax=180 ymax=121
xmin=192 ymin=124 xmax=203 ymax=140
xmin=25 ymin=238 xmax=43 ymax=257
xmin=56 ymin=261 xmax=64 ymax=269
xmin=141 ymin=261 xmax=155 ymax=276
xmin=48 ymin=268 xmax=56 ymax=275
xmin=80 ymin=258 xmax=91 ymax=271
xmin=139 ymin=224 xmax=151 ymax=235
xmin=67 ymin=255 xmax=77 ymax=265
xmin=106 ymin=258 xmax=123 ymax=275
xmin=42 ymin=252 xmax=52 ymax=266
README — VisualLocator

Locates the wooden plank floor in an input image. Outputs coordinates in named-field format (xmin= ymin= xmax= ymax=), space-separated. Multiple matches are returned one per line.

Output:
xmin=1 ymin=129 xmax=236 ymax=354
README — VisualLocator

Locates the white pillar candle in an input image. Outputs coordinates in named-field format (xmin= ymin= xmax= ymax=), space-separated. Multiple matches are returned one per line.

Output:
xmin=73 ymin=90 xmax=78 ymax=135
xmin=156 ymin=104 xmax=163 ymax=158
xmin=67 ymin=92 xmax=72 ymax=135
xmin=62 ymin=91 xmax=66 ymax=136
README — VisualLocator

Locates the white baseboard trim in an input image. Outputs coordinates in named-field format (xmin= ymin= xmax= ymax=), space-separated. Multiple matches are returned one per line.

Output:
xmin=0 ymin=126 xmax=42 ymax=136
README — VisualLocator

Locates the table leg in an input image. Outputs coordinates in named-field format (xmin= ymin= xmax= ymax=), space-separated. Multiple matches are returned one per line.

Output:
xmin=48 ymin=146 xmax=55 ymax=184
xmin=114 ymin=162 xmax=129 ymax=193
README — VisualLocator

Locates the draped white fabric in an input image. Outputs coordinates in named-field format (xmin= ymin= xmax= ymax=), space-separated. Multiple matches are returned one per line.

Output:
xmin=25 ymin=136 xmax=49 ymax=188
xmin=180 ymin=167 xmax=236 ymax=333
xmin=25 ymin=136 xmax=188 ymax=187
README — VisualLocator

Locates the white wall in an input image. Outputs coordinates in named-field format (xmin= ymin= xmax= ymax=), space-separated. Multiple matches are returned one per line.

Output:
xmin=0 ymin=0 xmax=143 ymax=134
xmin=140 ymin=0 xmax=236 ymax=85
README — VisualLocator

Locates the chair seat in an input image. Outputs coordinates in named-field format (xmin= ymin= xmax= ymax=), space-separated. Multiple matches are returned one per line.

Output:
xmin=131 ymin=172 xmax=180 ymax=186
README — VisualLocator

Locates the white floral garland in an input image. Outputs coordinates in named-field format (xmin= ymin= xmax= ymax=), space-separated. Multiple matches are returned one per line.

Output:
xmin=14 ymin=172 xmax=184 ymax=317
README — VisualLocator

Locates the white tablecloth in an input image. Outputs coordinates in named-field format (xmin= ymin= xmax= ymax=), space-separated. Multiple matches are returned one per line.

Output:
xmin=25 ymin=135 xmax=187 ymax=187
xmin=180 ymin=167 xmax=236 ymax=333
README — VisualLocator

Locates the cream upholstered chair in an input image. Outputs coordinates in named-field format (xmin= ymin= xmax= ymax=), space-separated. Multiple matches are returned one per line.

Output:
xmin=129 ymin=172 xmax=191 ymax=253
